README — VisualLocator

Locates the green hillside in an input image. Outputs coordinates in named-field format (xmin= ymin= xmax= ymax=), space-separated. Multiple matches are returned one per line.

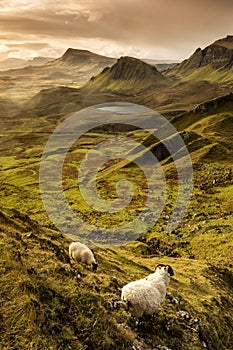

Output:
xmin=85 ymin=56 xmax=171 ymax=95
xmin=1 ymin=207 xmax=233 ymax=350
xmin=181 ymin=64 xmax=233 ymax=84
xmin=1 ymin=35 xmax=233 ymax=350
xmin=0 ymin=48 xmax=116 ymax=103
xmin=166 ymin=35 xmax=233 ymax=85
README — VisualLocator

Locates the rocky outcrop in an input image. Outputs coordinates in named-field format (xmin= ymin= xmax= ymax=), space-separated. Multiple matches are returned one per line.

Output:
xmin=171 ymin=92 xmax=233 ymax=127
xmin=168 ymin=35 xmax=233 ymax=77
xmin=200 ymin=43 xmax=233 ymax=70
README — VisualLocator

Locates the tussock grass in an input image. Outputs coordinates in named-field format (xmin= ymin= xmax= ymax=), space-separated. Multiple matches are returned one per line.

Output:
xmin=0 ymin=83 xmax=233 ymax=349
xmin=1 ymin=208 xmax=233 ymax=349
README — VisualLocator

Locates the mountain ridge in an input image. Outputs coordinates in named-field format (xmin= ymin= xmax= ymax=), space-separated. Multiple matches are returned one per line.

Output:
xmin=0 ymin=49 xmax=117 ymax=102
xmin=167 ymin=35 xmax=233 ymax=81
xmin=0 ymin=56 xmax=53 ymax=71
xmin=85 ymin=56 xmax=171 ymax=94
xmin=47 ymin=48 xmax=116 ymax=68
xmin=1 ymin=35 xmax=233 ymax=350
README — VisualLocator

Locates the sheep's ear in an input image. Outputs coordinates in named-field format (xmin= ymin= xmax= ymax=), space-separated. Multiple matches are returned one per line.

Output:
xmin=166 ymin=265 xmax=174 ymax=276
xmin=92 ymin=262 xmax=98 ymax=272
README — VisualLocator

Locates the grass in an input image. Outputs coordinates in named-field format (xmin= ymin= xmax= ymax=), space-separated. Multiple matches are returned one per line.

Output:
xmin=84 ymin=57 xmax=171 ymax=95
xmin=1 ymin=208 xmax=232 ymax=349
xmin=0 ymin=78 xmax=233 ymax=348
xmin=0 ymin=123 xmax=233 ymax=347
xmin=182 ymin=65 xmax=233 ymax=83
xmin=0 ymin=113 xmax=233 ymax=253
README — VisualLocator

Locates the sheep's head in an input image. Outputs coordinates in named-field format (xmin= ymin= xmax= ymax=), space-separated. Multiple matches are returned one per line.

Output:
xmin=92 ymin=262 xmax=98 ymax=272
xmin=155 ymin=264 xmax=174 ymax=277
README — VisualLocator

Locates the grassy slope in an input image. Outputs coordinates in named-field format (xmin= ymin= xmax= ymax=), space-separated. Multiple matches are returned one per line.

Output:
xmin=0 ymin=51 xmax=116 ymax=103
xmin=1 ymin=208 xmax=233 ymax=350
xmin=84 ymin=72 xmax=169 ymax=95
xmin=181 ymin=65 xmax=233 ymax=83
xmin=165 ymin=36 xmax=233 ymax=85
xmin=1 ymin=117 xmax=233 ymax=350
xmin=167 ymin=63 xmax=233 ymax=84
xmin=1 ymin=80 xmax=233 ymax=349
xmin=84 ymin=57 xmax=171 ymax=95
xmin=135 ymin=80 xmax=231 ymax=115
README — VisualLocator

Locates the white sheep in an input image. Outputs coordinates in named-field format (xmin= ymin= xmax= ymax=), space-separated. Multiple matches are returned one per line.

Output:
xmin=121 ymin=264 xmax=174 ymax=317
xmin=69 ymin=242 xmax=98 ymax=271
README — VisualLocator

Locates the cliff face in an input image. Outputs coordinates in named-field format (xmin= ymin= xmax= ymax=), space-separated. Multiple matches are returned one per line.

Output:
xmin=191 ymin=37 xmax=233 ymax=70
xmin=168 ymin=35 xmax=233 ymax=79
xmin=171 ymin=92 xmax=233 ymax=132
xmin=191 ymin=91 xmax=233 ymax=112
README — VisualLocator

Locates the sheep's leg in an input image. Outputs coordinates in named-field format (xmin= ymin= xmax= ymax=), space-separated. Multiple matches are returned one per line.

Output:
xmin=104 ymin=300 xmax=128 ymax=310
xmin=126 ymin=300 xmax=133 ymax=311
xmin=115 ymin=300 xmax=128 ymax=309
xmin=129 ymin=316 xmax=141 ymax=330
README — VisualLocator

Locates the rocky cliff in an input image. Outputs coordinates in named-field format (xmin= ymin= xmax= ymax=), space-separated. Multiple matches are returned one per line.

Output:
xmin=167 ymin=35 xmax=233 ymax=80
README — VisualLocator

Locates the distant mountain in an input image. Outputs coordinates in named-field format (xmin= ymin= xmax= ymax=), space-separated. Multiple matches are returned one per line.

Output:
xmin=142 ymin=58 xmax=179 ymax=71
xmin=28 ymin=56 xmax=53 ymax=66
xmin=142 ymin=58 xmax=180 ymax=65
xmin=0 ymin=56 xmax=53 ymax=71
xmin=85 ymin=56 xmax=171 ymax=95
xmin=167 ymin=35 xmax=233 ymax=83
xmin=44 ymin=48 xmax=115 ymax=72
xmin=154 ymin=63 xmax=178 ymax=72
xmin=1 ymin=38 xmax=232 ymax=104
xmin=0 ymin=58 xmax=27 ymax=71
xmin=0 ymin=49 xmax=116 ymax=102
xmin=58 ymin=48 xmax=115 ymax=66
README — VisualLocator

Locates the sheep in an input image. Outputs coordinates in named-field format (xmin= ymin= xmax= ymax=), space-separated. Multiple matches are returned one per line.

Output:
xmin=121 ymin=264 xmax=174 ymax=318
xmin=69 ymin=242 xmax=98 ymax=271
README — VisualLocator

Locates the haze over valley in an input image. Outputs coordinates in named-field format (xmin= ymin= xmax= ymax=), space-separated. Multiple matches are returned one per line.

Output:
xmin=0 ymin=2 xmax=233 ymax=347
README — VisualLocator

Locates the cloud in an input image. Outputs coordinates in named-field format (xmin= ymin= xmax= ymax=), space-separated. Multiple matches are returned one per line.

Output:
xmin=7 ymin=42 xmax=51 ymax=50
xmin=0 ymin=44 xmax=9 ymax=52
xmin=0 ymin=40 xmax=62 ymax=60
xmin=0 ymin=0 xmax=232 ymax=59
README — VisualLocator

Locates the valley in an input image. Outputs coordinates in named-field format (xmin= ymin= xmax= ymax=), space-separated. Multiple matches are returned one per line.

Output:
xmin=0 ymin=35 xmax=233 ymax=350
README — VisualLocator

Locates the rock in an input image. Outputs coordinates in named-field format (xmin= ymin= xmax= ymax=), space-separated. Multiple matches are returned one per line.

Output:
xmin=189 ymin=318 xmax=201 ymax=333
xmin=132 ymin=339 xmax=145 ymax=350
xmin=190 ymin=225 xmax=200 ymax=233
xmin=176 ymin=310 xmax=191 ymax=320
xmin=167 ymin=293 xmax=179 ymax=305
xmin=154 ymin=346 xmax=172 ymax=350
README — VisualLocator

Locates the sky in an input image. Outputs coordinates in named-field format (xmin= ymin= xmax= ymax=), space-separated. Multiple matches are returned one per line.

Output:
xmin=0 ymin=0 xmax=232 ymax=61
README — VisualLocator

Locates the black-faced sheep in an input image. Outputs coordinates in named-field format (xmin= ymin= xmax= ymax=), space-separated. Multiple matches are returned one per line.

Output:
xmin=69 ymin=242 xmax=98 ymax=271
xmin=121 ymin=264 xmax=174 ymax=317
